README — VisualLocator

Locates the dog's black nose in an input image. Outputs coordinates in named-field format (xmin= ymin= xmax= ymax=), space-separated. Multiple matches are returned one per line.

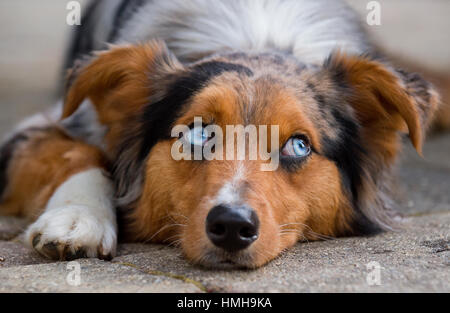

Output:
xmin=206 ymin=205 xmax=259 ymax=252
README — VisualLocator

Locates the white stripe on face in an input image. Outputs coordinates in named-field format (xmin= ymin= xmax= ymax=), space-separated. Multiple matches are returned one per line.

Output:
xmin=212 ymin=162 xmax=246 ymax=206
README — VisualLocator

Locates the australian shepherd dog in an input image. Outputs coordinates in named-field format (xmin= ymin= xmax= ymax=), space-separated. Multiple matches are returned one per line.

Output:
xmin=0 ymin=0 xmax=441 ymax=268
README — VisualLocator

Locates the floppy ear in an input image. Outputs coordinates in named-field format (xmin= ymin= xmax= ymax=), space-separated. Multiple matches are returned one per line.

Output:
xmin=326 ymin=52 xmax=440 ymax=158
xmin=63 ymin=40 xmax=183 ymax=124
xmin=322 ymin=53 xmax=440 ymax=234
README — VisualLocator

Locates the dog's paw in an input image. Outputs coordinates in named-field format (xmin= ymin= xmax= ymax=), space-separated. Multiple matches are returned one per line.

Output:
xmin=25 ymin=205 xmax=117 ymax=261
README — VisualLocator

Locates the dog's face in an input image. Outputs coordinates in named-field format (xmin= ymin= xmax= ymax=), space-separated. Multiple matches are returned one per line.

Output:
xmin=64 ymin=41 xmax=438 ymax=268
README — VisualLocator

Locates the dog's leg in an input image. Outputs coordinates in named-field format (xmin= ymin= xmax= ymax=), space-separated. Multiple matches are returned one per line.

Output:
xmin=0 ymin=126 xmax=117 ymax=260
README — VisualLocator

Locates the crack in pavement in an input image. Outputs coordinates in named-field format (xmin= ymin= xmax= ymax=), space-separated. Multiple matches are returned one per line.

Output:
xmin=421 ymin=239 xmax=450 ymax=253
xmin=113 ymin=261 xmax=208 ymax=292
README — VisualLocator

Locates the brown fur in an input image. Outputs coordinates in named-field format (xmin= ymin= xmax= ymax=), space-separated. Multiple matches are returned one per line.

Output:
xmin=0 ymin=128 xmax=107 ymax=220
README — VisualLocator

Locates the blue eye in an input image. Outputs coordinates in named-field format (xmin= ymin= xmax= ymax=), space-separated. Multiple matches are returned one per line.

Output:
xmin=293 ymin=138 xmax=309 ymax=156
xmin=281 ymin=137 xmax=311 ymax=157
xmin=184 ymin=126 xmax=209 ymax=146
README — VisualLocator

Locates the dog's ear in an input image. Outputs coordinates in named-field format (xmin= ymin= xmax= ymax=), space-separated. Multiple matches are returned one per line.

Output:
xmin=326 ymin=52 xmax=439 ymax=158
xmin=323 ymin=53 xmax=440 ymax=234
xmin=62 ymin=40 xmax=183 ymax=123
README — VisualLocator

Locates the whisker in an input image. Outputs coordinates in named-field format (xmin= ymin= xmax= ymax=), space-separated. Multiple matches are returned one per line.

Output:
xmin=279 ymin=222 xmax=307 ymax=228
xmin=162 ymin=234 xmax=183 ymax=243
xmin=170 ymin=212 xmax=190 ymax=221
xmin=278 ymin=222 xmax=336 ymax=241
xmin=145 ymin=224 xmax=186 ymax=243
xmin=168 ymin=239 xmax=183 ymax=248
xmin=279 ymin=229 xmax=308 ymax=241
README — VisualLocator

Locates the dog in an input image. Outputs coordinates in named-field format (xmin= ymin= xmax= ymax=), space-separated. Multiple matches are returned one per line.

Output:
xmin=0 ymin=0 xmax=440 ymax=269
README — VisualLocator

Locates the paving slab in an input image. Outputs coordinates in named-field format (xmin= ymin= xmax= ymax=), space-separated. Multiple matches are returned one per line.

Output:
xmin=0 ymin=259 xmax=203 ymax=293
xmin=0 ymin=213 xmax=448 ymax=293
xmin=0 ymin=241 xmax=52 ymax=268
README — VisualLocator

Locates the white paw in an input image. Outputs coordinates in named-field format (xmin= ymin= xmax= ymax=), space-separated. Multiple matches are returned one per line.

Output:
xmin=25 ymin=205 xmax=117 ymax=261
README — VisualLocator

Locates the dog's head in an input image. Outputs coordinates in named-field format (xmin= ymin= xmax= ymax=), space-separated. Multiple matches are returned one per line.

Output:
xmin=63 ymin=41 xmax=439 ymax=268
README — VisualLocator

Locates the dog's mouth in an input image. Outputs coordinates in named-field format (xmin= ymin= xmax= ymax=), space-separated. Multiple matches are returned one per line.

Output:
xmin=217 ymin=259 xmax=240 ymax=269
xmin=198 ymin=248 xmax=257 ymax=270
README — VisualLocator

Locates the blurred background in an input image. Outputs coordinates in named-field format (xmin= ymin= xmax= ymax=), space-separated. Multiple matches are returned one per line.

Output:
xmin=0 ymin=0 xmax=449 ymax=136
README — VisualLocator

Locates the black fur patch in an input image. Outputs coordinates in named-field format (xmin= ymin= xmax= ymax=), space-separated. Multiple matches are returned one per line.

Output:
xmin=321 ymin=109 xmax=382 ymax=236
xmin=137 ymin=61 xmax=253 ymax=161
xmin=312 ymin=79 xmax=381 ymax=236
xmin=0 ymin=133 xmax=28 ymax=201
xmin=318 ymin=56 xmax=384 ymax=235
